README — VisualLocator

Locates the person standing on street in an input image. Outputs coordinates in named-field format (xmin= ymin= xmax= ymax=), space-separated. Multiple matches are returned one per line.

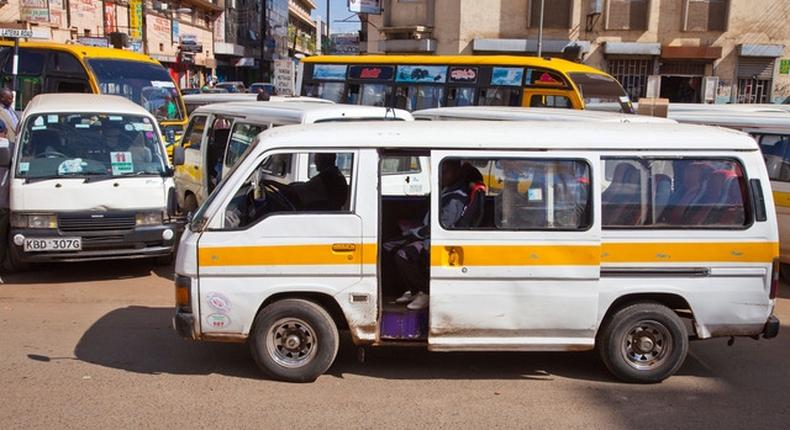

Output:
xmin=0 ymin=88 xmax=19 ymax=142
xmin=0 ymin=119 xmax=12 ymax=272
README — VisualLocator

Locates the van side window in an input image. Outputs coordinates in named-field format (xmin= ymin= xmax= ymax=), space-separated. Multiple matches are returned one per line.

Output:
xmin=381 ymin=156 xmax=421 ymax=175
xmin=440 ymin=158 xmax=592 ymax=230
xmin=758 ymin=134 xmax=790 ymax=182
xmin=223 ymin=152 xmax=354 ymax=229
xmin=225 ymin=123 xmax=265 ymax=168
xmin=183 ymin=115 xmax=206 ymax=150
xmin=601 ymin=158 xmax=749 ymax=228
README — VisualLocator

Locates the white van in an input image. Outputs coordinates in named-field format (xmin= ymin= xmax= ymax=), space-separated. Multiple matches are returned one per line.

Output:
xmin=182 ymin=93 xmax=332 ymax=115
xmin=173 ymin=121 xmax=780 ymax=383
xmin=173 ymin=102 xmax=422 ymax=213
xmin=413 ymin=105 xmax=677 ymax=123
xmin=0 ymin=94 xmax=178 ymax=269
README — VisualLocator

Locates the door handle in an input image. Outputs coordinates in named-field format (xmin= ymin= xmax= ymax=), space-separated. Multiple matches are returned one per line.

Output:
xmin=332 ymin=243 xmax=357 ymax=252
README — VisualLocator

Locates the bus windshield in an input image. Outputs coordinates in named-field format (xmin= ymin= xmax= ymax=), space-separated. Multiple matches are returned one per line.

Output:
xmin=567 ymin=72 xmax=634 ymax=113
xmin=87 ymin=59 xmax=185 ymax=122
xmin=16 ymin=112 xmax=168 ymax=180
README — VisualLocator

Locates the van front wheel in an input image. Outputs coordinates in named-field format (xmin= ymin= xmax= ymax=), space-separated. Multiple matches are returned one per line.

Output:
xmin=249 ymin=299 xmax=339 ymax=383
xmin=598 ymin=302 xmax=688 ymax=383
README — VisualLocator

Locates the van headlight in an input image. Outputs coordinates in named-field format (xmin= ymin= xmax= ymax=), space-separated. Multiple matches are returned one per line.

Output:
xmin=136 ymin=211 xmax=164 ymax=226
xmin=11 ymin=213 xmax=58 ymax=229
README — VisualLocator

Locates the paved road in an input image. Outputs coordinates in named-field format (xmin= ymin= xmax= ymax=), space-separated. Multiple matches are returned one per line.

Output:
xmin=1 ymin=261 xmax=789 ymax=429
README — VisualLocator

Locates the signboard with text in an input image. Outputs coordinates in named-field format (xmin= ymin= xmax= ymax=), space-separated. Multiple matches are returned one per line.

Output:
xmin=348 ymin=0 xmax=381 ymax=14
xmin=21 ymin=0 xmax=50 ymax=23
xmin=274 ymin=59 xmax=295 ymax=95
xmin=129 ymin=0 xmax=143 ymax=39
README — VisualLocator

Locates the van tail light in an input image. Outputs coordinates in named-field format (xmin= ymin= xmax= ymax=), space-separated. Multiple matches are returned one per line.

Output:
xmin=175 ymin=275 xmax=192 ymax=312
xmin=770 ymin=259 xmax=780 ymax=300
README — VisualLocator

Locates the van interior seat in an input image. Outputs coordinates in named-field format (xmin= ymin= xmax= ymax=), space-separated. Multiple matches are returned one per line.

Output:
xmin=29 ymin=129 xmax=64 ymax=156
xmin=653 ymin=173 xmax=672 ymax=222
xmin=665 ymin=162 xmax=714 ymax=224
xmin=456 ymin=162 xmax=486 ymax=228
xmin=603 ymin=163 xmax=642 ymax=226
xmin=688 ymin=169 xmax=732 ymax=225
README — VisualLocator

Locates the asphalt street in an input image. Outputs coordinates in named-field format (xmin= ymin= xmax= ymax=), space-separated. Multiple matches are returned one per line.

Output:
xmin=1 ymin=260 xmax=788 ymax=429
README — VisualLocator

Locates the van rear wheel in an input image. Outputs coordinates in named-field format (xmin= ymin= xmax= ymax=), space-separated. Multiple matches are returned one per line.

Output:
xmin=597 ymin=302 xmax=688 ymax=383
xmin=249 ymin=299 xmax=339 ymax=383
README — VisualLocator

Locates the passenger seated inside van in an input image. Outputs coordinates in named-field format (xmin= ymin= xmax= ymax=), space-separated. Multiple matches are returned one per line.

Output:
xmin=291 ymin=153 xmax=349 ymax=211
xmin=383 ymin=160 xmax=469 ymax=310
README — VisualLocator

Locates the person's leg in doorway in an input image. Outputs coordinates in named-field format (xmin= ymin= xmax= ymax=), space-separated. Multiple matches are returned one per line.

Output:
xmin=394 ymin=239 xmax=430 ymax=310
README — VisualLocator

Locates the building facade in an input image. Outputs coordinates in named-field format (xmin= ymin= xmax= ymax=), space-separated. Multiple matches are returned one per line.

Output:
xmin=288 ymin=0 xmax=317 ymax=57
xmin=361 ymin=0 xmax=790 ymax=103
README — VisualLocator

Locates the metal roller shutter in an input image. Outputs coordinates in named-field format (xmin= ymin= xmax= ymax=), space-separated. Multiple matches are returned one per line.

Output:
xmin=738 ymin=57 xmax=776 ymax=80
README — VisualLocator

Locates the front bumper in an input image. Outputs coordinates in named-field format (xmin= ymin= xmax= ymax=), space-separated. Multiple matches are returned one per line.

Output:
xmin=763 ymin=315 xmax=780 ymax=339
xmin=11 ymin=224 xmax=177 ymax=263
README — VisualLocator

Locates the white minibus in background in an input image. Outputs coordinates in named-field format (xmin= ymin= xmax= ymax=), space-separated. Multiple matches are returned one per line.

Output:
xmin=0 ymin=94 xmax=178 ymax=270
xmin=413 ymin=105 xmax=677 ymax=123
xmin=172 ymin=120 xmax=780 ymax=384
xmin=182 ymin=93 xmax=332 ymax=115
xmin=173 ymin=102 xmax=420 ymax=213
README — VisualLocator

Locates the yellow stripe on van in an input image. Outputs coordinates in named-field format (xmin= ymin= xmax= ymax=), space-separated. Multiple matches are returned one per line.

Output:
xmin=602 ymin=242 xmax=778 ymax=264
xmin=773 ymin=191 xmax=790 ymax=208
xmin=199 ymin=243 xmax=378 ymax=267
xmin=430 ymin=245 xmax=601 ymax=266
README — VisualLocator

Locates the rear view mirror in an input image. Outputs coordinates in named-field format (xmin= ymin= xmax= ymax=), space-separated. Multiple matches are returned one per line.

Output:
xmin=0 ymin=137 xmax=10 ymax=167
xmin=167 ymin=187 xmax=178 ymax=218
xmin=172 ymin=146 xmax=185 ymax=166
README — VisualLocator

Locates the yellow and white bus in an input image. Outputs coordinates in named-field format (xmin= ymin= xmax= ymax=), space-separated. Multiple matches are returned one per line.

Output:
xmin=298 ymin=55 xmax=634 ymax=112
xmin=0 ymin=41 xmax=187 ymax=147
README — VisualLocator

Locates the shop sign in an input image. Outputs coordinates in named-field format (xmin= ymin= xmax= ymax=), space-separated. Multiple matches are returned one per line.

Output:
xmin=348 ymin=65 xmax=394 ymax=80
xmin=103 ymin=2 xmax=116 ymax=34
xmin=780 ymin=59 xmax=790 ymax=75
xmin=449 ymin=67 xmax=478 ymax=83
xmin=129 ymin=0 xmax=143 ymax=39
xmin=274 ymin=59 xmax=295 ymax=96
xmin=395 ymin=65 xmax=447 ymax=83
xmin=348 ymin=0 xmax=381 ymax=14
xmin=21 ymin=0 xmax=50 ymax=23
xmin=491 ymin=67 xmax=524 ymax=86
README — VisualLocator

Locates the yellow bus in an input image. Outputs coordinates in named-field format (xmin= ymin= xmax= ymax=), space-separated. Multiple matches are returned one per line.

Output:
xmin=0 ymin=41 xmax=187 ymax=148
xmin=299 ymin=55 xmax=634 ymax=113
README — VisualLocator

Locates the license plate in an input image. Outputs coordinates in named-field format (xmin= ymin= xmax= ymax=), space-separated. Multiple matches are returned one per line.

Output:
xmin=23 ymin=237 xmax=82 ymax=252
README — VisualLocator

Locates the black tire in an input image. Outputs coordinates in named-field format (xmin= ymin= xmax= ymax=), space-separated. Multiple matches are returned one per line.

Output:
xmin=597 ymin=302 xmax=688 ymax=384
xmin=249 ymin=299 xmax=339 ymax=383
xmin=780 ymin=263 xmax=790 ymax=284
xmin=181 ymin=193 xmax=198 ymax=216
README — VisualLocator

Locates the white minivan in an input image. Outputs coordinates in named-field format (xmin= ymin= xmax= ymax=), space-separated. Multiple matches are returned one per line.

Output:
xmin=173 ymin=101 xmax=424 ymax=213
xmin=0 ymin=94 xmax=178 ymax=269
xmin=173 ymin=120 xmax=780 ymax=383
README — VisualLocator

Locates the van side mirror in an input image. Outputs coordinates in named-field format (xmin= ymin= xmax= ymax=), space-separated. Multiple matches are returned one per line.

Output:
xmin=172 ymin=146 xmax=185 ymax=166
xmin=167 ymin=187 xmax=178 ymax=218
xmin=0 ymin=137 xmax=10 ymax=167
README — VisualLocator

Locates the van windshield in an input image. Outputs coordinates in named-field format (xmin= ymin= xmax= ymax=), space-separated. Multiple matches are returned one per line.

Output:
xmin=87 ymin=59 xmax=184 ymax=122
xmin=16 ymin=113 xmax=168 ymax=180
xmin=568 ymin=72 xmax=634 ymax=113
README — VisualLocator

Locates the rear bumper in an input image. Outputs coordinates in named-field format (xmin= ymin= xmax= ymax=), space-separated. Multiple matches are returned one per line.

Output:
xmin=10 ymin=224 xmax=176 ymax=263
xmin=174 ymin=310 xmax=197 ymax=339
xmin=763 ymin=315 xmax=780 ymax=339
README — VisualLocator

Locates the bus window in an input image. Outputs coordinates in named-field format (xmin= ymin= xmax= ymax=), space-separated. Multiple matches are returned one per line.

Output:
xmin=304 ymin=82 xmax=346 ymax=103
xmin=568 ymin=72 xmax=633 ymax=112
xmin=529 ymin=94 xmax=572 ymax=108
xmin=394 ymin=85 xmax=444 ymax=111
xmin=46 ymin=52 xmax=90 ymax=94
xmin=2 ymin=49 xmax=46 ymax=110
xmin=758 ymin=134 xmax=790 ymax=181
xmin=478 ymin=87 xmax=521 ymax=106
xmin=447 ymin=87 xmax=475 ymax=107
xmin=360 ymin=83 xmax=391 ymax=107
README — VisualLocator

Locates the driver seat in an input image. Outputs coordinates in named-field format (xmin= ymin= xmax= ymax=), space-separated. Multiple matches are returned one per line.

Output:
xmin=30 ymin=130 xmax=64 ymax=157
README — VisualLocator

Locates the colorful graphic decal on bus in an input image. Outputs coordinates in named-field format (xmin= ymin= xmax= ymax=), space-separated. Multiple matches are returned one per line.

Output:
xmin=491 ymin=67 xmax=524 ymax=86
xmin=349 ymin=65 xmax=395 ymax=80
xmin=449 ymin=67 xmax=478 ymax=83
xmin=396 ymin=65 xmax=447 ymax=83
xmin=312 ymin=64 xmax=348 ymax=81
xmin=525 ymin=68 xmax=567 ymax=87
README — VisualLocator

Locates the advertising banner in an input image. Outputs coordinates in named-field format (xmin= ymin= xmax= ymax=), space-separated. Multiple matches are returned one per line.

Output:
xmin=395 ymin=65 xmax=447 ymax=83
xmin=21 ymin=0 xmax=50 ymax=23
xmin=104 ymin=2 xmax=116 ymax=34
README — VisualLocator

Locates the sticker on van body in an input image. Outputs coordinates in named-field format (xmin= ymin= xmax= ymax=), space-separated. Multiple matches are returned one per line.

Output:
xmin=206 ymin=292 xmax=232 ymax=313
xmin=110 ymin=152 xmax=134 ymax=175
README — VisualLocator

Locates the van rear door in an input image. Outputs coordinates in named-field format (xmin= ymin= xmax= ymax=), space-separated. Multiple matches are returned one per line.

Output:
xmin=428 ymin=150 xmax=601 ymax=351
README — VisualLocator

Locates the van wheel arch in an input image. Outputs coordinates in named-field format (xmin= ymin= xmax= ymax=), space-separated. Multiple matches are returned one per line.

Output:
xmin=598 ymin=293 xmax=695 ymax=338
xmin=254 ymin=292 xmax=350 ymax=334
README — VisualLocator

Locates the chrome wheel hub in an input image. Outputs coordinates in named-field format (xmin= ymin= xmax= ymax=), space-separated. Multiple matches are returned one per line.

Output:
xmin=620 ymin=320 xmax=672 ymax=371
xmin=266 ymin=318 xmax=317 ymax=368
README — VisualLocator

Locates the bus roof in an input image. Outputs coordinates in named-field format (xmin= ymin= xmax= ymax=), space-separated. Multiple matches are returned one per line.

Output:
xmin=192 ymin=101 xmax=413 ymax=123
xmin=257 ymin=120 xmax=756 ymax=152
xmin=413 ymin=106 xmax=676 ymax=123
xmin=24 ymin=93 xmax=154 ymax=117
xmin=0 ymin=41 xmax=160 ymax=64
xmin=302 ymin=55 xmax=609 ymax=76
xmin=183 ymin=93 xmax=333 ymax=105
